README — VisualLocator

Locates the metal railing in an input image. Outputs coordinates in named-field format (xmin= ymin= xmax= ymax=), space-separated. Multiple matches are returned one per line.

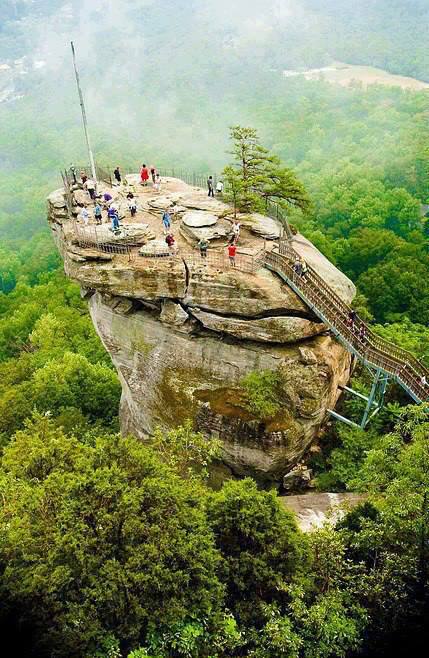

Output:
xmin=265 ymin=241 xmax=429 ymax=404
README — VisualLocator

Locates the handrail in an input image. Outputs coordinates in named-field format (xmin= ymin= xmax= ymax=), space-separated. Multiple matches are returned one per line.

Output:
xmin=264 ymin=244 xmax=429 ymax=404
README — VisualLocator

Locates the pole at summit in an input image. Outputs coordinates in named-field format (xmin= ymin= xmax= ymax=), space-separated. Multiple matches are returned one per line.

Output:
xmin=71 ymin=41 xmax=97 ymax=185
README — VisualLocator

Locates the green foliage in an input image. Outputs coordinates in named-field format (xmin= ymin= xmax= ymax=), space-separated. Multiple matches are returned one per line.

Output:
xmin=315 ymin=426 xmax=380 ymax=492
xmin=223 ymin=126 xmax=309 ymax=215
xmin=207 ymin=479 xmax=308 ymax=624
xmin=0 ymin=416 xmax=224 ymax=658
xmin=241 ymin=370 xmax=283 ymax=421
xmin=0 ymin=272 xmax=119 ymax=443
xmin=151 ymin=421 xmax=221 ymax=480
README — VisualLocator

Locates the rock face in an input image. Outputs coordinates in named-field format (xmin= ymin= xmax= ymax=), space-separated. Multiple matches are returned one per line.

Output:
xmin=47 ymin=177 xmax=356 ymax=482
xmin=183 ymin=211 xmax=218 ymax=227
xmin=280 ymin=493 xmax=365 ymax=532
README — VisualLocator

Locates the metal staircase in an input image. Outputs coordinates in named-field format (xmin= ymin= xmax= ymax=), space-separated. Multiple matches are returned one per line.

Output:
xmin=263 ymin=241 xmax=429 ymax=427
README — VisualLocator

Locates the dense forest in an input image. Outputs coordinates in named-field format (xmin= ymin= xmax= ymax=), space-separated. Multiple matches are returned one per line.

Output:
xmin=0 ymin=1 xmax=429 ymax=656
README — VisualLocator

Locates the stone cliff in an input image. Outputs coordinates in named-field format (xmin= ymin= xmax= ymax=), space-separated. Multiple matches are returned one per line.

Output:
xmin=48 ymin=174 xmax=356 ymax=482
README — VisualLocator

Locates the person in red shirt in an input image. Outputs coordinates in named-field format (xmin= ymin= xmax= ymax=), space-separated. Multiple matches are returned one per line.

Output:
xmin=228 ymin=243 xmax=236 ymax=266
xmin=140 ymin=164 xmax=149 ymax=186
xmin=165 ymin=232 xmax=177 ymax=254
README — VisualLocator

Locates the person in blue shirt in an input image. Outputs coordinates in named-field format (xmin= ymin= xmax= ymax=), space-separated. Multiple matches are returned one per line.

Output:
xmin=162 ymin=210 xmax=171 ymax=234
xmin=108 ymin=206 xmax=120 ymax=231
xmin=94 ymin=203 xmax=103 ymax=224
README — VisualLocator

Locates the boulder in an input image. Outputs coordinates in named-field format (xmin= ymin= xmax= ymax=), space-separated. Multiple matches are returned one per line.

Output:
xmin=160 ymin=300 xmax=189 ymax=326
xmin=283 ymin=464 xmax=313 ymax=491
xmin=48 ymin=181 xmax=357 ymax=482
xmin=73 ymin=189 xmax=90 ymax=207
xmin=190 ymin=308 xmax=324 ymax=343
xmin=182 ymin=211 xmax=218 ymax=228
xmin=180 ymin=219 xmax=231 ymax=243
xmin=292 ymin=234 xmax=356 ymax=304
xmin=280 ymin=492 xmax=366 ymax=532
xmin=239 ymin=213 xmax=281 ymax=239
xmin=84 ymin=223 xmax=154 ymax=244
xmin=47 ymin=188 xmax=67 ymax=209
xmin=299 ymin=347 xmax=318 ymax=365
xmin=177 ymin=193 xmax=230 ymax=214
xmin=139 ymin=239 xmax=171 ymax=257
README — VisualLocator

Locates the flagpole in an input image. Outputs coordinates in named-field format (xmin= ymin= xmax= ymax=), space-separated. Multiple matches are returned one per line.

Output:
xmin=71 ymin=41 xmax=97 ymax=184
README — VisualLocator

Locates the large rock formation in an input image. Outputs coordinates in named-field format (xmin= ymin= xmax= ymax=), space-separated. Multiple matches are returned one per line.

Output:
xmin=47 ymin=176 xmax=356 ymax=482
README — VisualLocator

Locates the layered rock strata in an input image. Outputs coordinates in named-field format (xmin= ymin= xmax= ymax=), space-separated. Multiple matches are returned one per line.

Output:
xmin=48 ymin=177 xmax=355 ymax=481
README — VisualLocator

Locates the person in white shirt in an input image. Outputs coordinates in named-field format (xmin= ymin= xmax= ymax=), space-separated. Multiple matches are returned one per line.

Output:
xmin=232 ymin=221 xmax=241 ymax=242
xmin=85 ymin=179 xmax=96 ymax=199
xmin=80 ymin=207 xmax=90 ymax=225
xmin=216 ymin=180 xmax=224 ymax=194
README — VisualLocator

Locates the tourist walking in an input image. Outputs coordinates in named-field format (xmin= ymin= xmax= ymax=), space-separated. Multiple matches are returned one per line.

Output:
xmin=80 ymin=170 xmax=88 ymax=185
xmin=162 ymin=209 xmax=171 ymax=234
xmin=140 ymin=164 xmax=149 ymax=186
xmin=198 ymin=238 xmax=209 ymax=258
xmin=228 ymin=243 xmax=236 ymax=267
xmin=85 ymin=178 xmax=96 ymax=200
xmin=165 ymin=232 xmax=177 ymax=254
xmin=150 ymin=165 xmax=157 ymax=184
xmin=232 ymin=221 xmax=241 ymax=243
xmin=154 ymin=173 xmax=161 ymax=193
xmin=127 ymin=192 xmax=137 ymax=217
xmin=293 ymin=257 xmax=302 ymax=276
xmin=80 ymin=206 xmax=90 ymax=226
xmin=300 ymin=257 xmax=308 ymax=278
xmin=207 ymin=175 xmax=215 ymax=198
xmin=108 ymin=206 xmax=120 ymax=231
xmin=347 ymin=310 xmax=358 ymax=328
xmin=129 ymin=198 xmax=137 ymax=217
xmin=94 ymin=203 xmax=103 ymax=225
xmin=114 ymin=167 xmax=122 ymax=184
xmin=358 ymin=324 xmax=367 ymax=343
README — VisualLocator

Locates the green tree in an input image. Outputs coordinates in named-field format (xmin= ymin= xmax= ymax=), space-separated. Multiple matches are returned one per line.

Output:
xmin=222 ymin=126 xmax=309 ymax=214
xmin=0 ymin=415 xmax=224 ymax=658
xmin=207 ymin=479 xmax=308 ymax=624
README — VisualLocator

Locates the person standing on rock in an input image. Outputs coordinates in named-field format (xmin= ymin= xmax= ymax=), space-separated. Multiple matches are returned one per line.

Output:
xmin=216 ymin=179 xmax=224 ymax=195
xmin=85 ymin=178 xmax=96 ymax=200
xmin=80 ymin=206 xmax=90 ymax=226
xmin=228 ymin=243 xmax=237 ymax=267
xmin=150 ymin=165 xmax=157 ymax=185
xmin=114 ymin=167 xmax=122 ymax=185
xmin=162 ymin=209 xmax=171 ymax=234
xmin=232 ymin=221 xmax=241 ymax=244
xmin=103 ymin=192 xmax=112 ymax=208
xmin=154 ymin=173 xmax=161 ymax=193
xmin=165 ymin=232 xmax=177 ymax=254
xmin=140 ymin=164 xmax=149 ymax=186
xmin=108 ymin=206 xmax=120 ymax=231
xmin=207 ymin=175 xmax=215 ymax=198
xmin=198 ymin=238 xmax=209 ymax=258
xmin=127 ymin=193 xmax=137 ymax=218
xmin=94 ymin=202 xmax=103 ymax=225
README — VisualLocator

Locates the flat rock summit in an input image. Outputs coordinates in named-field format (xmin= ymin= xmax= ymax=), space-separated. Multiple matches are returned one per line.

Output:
xmin=48 ymin=173 xmax=356 ymax=483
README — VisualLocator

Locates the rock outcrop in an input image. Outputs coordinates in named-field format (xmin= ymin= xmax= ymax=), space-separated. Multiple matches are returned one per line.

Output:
xmin=47 ymin=175 xmax=356 ymax=482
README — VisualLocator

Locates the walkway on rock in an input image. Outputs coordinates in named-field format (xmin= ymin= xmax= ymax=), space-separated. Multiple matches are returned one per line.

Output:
xmin=263 ymin=240 xmax=429 ymax=406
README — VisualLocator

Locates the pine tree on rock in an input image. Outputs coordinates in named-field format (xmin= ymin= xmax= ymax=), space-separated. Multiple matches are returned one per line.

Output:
xmin=223 ymin=126 xmax=310 ymax=216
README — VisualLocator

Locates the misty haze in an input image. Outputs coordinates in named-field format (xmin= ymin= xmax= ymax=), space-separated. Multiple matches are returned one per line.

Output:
xmin=0 ymin=2 xmax=428 ymax=658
